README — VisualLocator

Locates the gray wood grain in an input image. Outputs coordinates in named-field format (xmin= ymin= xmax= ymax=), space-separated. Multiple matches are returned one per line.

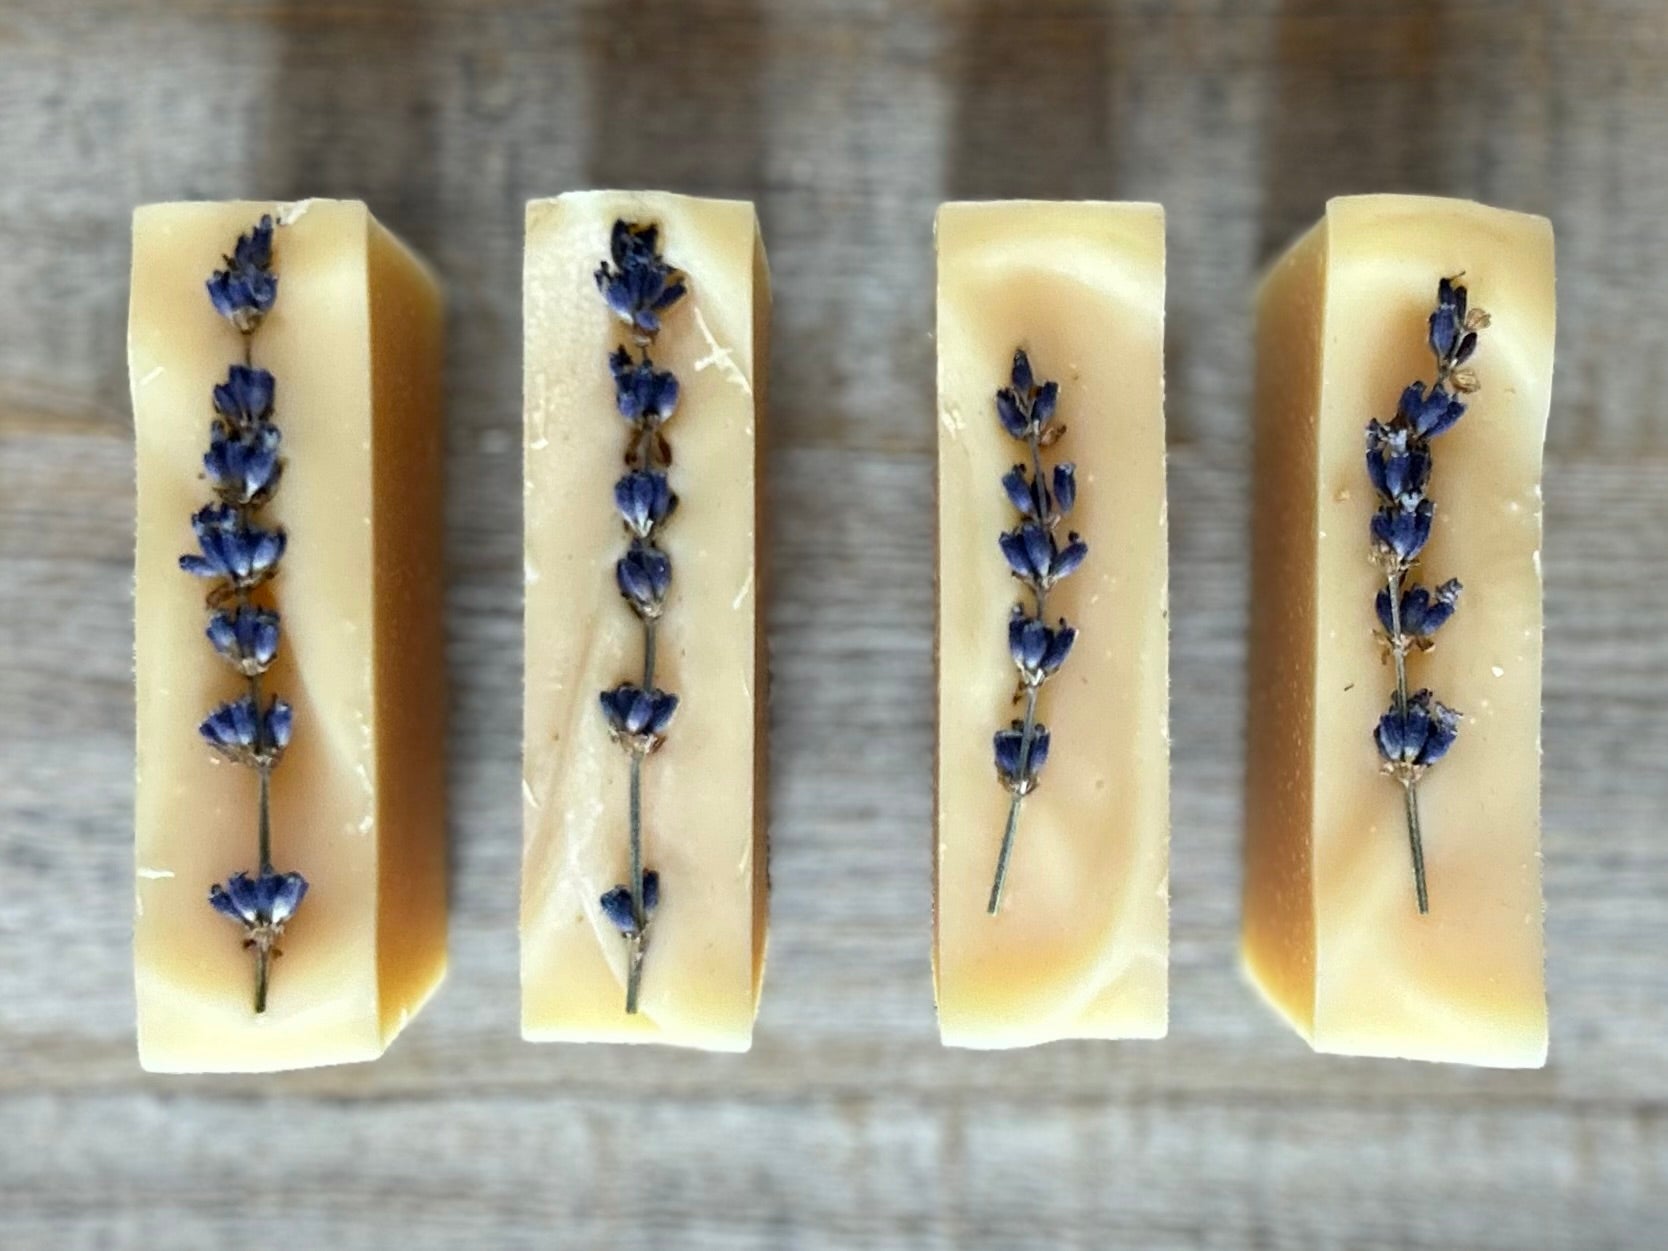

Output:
xmin=2 ymin=1 xmax=1666 ymax=1247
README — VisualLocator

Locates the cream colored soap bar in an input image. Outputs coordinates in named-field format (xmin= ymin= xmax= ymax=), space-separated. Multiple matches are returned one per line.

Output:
xmin=935 ymin=201 xmax=1169 ymax=1049
xmin=521 ymin=192 xmax=768 ymax=1050
xmin=1243 ymin=195 xmax=1553 ymax=1068
xmin=132 ymin=200 xmax=447 ymax=1072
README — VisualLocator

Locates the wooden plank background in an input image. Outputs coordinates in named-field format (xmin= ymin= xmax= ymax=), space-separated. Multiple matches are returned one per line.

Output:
xmin=2 ymin=1 xmax=1665 ymax=1246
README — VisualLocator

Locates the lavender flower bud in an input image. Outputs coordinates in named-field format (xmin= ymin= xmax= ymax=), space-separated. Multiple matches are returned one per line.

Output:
xmin=206 ymin=216 xmax=278 ymax=330
xmin=1001 ymin=465 xmax=1048 ymax=520
xmin=599 ymin=870 xmax=661 ymax=937
xmin=1370 ymin=498 xmax=1434 ymax=566
xmin=1052 ymin=463 xmax=1077 ymax=515
xmin=1375 ymin=689 xmax=1461 ymax=774
xmin=212 ymin=365 xmax=276 ymax=427
xmin=610 ymin=347 xmax=681 ymax=424
xmin=614 ymin=470 xmax=677 ymax=537
xmin=993 ymin=720 xmax=1050 ymax=794
xmin=616 ymin=542 xmax=672 ymax=617
xmin=1376 ymin=578 xmax=1462 ymax=640
xmin=204 ymin=422 xmax=282 ymax=505
xmin=1008 ymin=608 xmax=1076 ymax=686
xmin=206 ymin=605 xmax=281 ymax=675
xmin=599 ymin=683 xmax=679 ymax=759
xmin=180 ymin=504 xmax=286 ymax=588
xmin=1000 ymin=523 xmax=1087 ymax=587
xmin=1365 ymin=422 xmax=1430 ymax=502
xmin=1010 ymin=348 xmax=1034 ymax=394
xmin=1397 ymin=381 xmax=1466 ymax=440
xmin=595 ymin=220 xmax=689 ymax=336
xmin=199 ymin=694 xmax=292 ymax=767
xmin=209 ymin=869 xmax=309 ymax=931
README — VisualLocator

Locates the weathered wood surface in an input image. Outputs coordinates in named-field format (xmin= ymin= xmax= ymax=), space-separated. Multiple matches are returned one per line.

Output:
xmin=2 ymin=1 xmax=1665 ymax=1247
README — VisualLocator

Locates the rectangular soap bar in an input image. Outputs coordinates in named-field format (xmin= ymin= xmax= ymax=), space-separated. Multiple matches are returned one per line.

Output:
xmin=934 ymin=201 xmax=1170 ymax=1048
xmin=1243 ymin=195 xmax=1553 ymax=1067
xmin=521 ymin=191 xmax=768 ymax=1050
xmin=132 ymin=199 xmax=447 ymax=1072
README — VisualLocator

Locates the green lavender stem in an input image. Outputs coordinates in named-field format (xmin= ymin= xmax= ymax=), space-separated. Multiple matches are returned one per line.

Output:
xmin=624 ymin=603 xmax=660 ymax=1014
xmin=1385 ymin=569 xmax=1429 ymax=914
xmin=988 ymin=683 xmax=1040 ymax=914
xmin=988 ymin=424 xmax=1050 ymax=915
xmin=626 ymin=750 xmax=645 ymax=1014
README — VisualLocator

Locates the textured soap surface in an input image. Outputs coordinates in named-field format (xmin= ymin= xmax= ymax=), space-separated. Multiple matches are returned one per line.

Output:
xmin=934 ymin=201 xmax=1170 ymax=1049
xmin=132 ymin=199 xmax=447 ymax=1073
xmin=1243 ymin=195 xmax=1553 ymax=1068
xmin=521 ymin=191 xmax=768 ymax=1051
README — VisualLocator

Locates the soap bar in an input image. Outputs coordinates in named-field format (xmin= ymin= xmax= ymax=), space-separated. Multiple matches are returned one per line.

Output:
xmin=1242 ymin=195 xmax=1553 ymax=1067
xmin=521 ymin=191 xmax=769 ymax=1050
xmin=132 ymin=200 xmax=447 ymax=1072
xmin=934 ymin=201 xmax=1170 ymax=1048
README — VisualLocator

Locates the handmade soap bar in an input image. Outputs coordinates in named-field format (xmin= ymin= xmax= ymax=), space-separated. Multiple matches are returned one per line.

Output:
xmin=521 ymin=192 xmax=768 ymax=1050
xmin=1243 ymin=195 xmax=1553 ymax=1067
xmin=934 ymin=201 xmax=1170 ymax=1048
xmin=132 ymin=200 xmax=447 ymax=1072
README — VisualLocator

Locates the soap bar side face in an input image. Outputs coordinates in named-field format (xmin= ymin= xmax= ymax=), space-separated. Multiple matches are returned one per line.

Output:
xmin=748 ymin=228 xmax=772 ymax=1001
xmin=1310 ymin=196 xmax=1552 ymax=1066
xmin=133 ymin=201 xmax=382 ymax=1071
xmin=521 ymin=191 xmax=763 ymax=1050
xmin=1241 ymin=221 xmax=1327 ymax=1037
xmin=935 ymin=201 xmax=1169 ymax=1048
xmin=367 ymin=217 xmax=449 ymax=1036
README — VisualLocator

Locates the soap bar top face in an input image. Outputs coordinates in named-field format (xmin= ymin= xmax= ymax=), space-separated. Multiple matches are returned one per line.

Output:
xmin=935 ymin=201 xmax=1169 ymax=1049
xmin=132 ymin=200 xmax=447 ymax=1073
xmin=1244 ymin=195 xmax=1553 ymax=1068
xmin=522 ymin=191 xmax=767 ymax=1051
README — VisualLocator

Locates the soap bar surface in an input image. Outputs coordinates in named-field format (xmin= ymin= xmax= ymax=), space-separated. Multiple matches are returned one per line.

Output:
xmin=1243 ymin=195 xmax=1553 ymax=1068
xmin=935 ymin=201 xmax=1170 ymax=1049
xmin=521 ymin=191 xmax=768 ymax=1051
xmin=132 ymin=199 xmax=447 ymax=1073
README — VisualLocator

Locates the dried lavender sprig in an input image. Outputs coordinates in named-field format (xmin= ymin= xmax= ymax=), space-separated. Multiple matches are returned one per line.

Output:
xmin=1367 ymin=277 xmax=1488 ymax=914
xmin=184 ymin=215 xmax=308 ymax=1012
xmin=594 ymin=220 xmax=689 ymax=1013
xmin=987 ymin=350 xmax=1087 ymax=913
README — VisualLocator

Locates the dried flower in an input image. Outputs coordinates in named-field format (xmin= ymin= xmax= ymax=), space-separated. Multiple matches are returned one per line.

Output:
xmin=615 ymin=470 xmax=677 ymax=538
xmin=206 ymin=215 xmax=278 ymax=333
xmin=611 ymin=348 xmax=681 ymax=424
xmin=999 ymin=521 xmax=1088 ymax=587
xmin=1376 ymin=578 xmax=1462 ymax=644
xmin=179 ymin=504 xmax=286 ymax=591
xmin=206 ymin=605 xmax=281 ymax=675
xmin=599 ymin=683 xmax=679 ymax=753
xmin=1008 ymin=607 xmax=1076 ymax=688
xmin=616 ymin=542 xmax=673 ymax=618
xmin=986 ymin=350 xmax=1088 ymax=914
xmin=203 ymin=420 xmax=282 ymax=506
xmin=188 ymin=216 xmax=306 ymax=1011
xmin=595 ymin=221 xmax=689 ymax=339
xmin=593 ymin=219 xmax=691 ymax=1013
xmin=994 ymin=720 xmax=1051 ymax=795
xmin=600 ymin=871 xmax=661 ymax=937
xmin=200 ymin=694 xmax=293 ymax=768
xmin=1374 ymin=689 xmax=1462 ymax=779
xmin=1367 ymin=276 xmax=1483 ymax=915
xmin=209 ymin=869 xmax=309 ymax=956
xmin=213 ymin=363 xmax=277 ymax=426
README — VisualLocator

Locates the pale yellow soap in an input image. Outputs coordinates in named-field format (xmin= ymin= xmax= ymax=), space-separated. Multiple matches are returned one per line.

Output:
xmin=1243 ymin=195 xmax=1553 ymax=1068
xmin=132 ymin=200 xmax=447 ymax=1073
xmin=934 ymin=201 xmax=1170 ymax=1049
xmin=521 ymin=191 xmax=769 ymax=1050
